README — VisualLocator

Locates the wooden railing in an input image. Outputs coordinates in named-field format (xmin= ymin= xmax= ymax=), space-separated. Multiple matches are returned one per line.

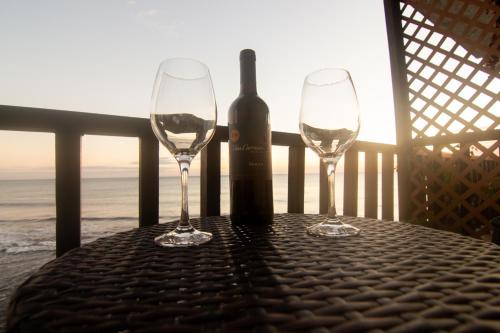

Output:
xmin=0 ymin=105 xmax=398 ymax=256
xmin=199 ymin=125 xmax=307 ymax=216
xmin=1 ymin=105 xmax=159 ymax=256
xmin=201 ymin=127 xmax=398 ymax=220
xmin=329 ymin=141 xmax=397 ymax=220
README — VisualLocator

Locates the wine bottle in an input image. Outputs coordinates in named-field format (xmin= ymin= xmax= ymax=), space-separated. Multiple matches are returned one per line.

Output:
xmin=228 ymin=49 xmax=273 ymax=224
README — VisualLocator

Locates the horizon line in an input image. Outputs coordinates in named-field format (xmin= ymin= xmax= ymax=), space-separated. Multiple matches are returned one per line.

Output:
xmin=0 ymin=172 xmax=368 ymax=182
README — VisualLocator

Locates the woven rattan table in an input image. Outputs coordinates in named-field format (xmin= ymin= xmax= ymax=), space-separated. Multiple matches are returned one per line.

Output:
xmin=6 ymin=214 xmax=500 ymax=333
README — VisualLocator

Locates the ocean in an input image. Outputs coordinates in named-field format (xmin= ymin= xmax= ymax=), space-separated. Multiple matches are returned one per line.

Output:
xmin=0 ymin=173 xmax=367 ymax=254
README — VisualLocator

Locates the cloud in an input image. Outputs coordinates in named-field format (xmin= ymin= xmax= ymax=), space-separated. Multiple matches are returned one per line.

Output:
xmin=138 ymin=9 xmax=158 ymax=17
xmin=159 ymin=157 xmax=176 ymax=166
xmin=83 ymin=165 xmax=136 ymax=170
xmin=129 ymin=157 xmax=176 ymax=166
xmin=128 ymin=5 xmax=182 ymax=38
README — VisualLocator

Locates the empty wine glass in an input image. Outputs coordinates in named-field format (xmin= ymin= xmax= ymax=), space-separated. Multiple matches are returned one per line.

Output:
xmin=299 ymin=68 xmax=360 ymax=237
xmin=150 ymin=58 xmax=217 ymax=247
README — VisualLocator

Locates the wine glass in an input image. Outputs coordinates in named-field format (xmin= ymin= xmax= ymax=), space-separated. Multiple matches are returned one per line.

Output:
xmin=150 ymin=58 xmax=217 ymax=247
xmin=299 ymin=68 xmax=360 ymax=237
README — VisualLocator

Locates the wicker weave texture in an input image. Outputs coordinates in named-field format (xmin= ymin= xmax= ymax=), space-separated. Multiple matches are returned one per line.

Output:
xmin=7 ymin=214 xmax=500 ymax=333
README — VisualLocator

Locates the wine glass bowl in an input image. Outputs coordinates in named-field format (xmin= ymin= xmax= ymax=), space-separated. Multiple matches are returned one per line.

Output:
xmin=151 ymin=113 xmax=216 ymax=158
xmin=299 ymin=68 xmax=361 ymax=237
xmin=150 ymin=58 xmax=216 ymax=247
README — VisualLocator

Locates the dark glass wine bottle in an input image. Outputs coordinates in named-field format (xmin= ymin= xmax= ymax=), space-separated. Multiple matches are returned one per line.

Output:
xmin=228 ymin=49 xmax=273 ymax=224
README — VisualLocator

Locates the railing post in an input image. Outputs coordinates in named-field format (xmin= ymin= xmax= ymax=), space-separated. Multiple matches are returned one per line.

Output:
xmin=288 ymin=146 xmax=305 ymax=213
xmin=200 ymin=139 xmax=221 ymax=217
xmin=139 ymin=135 xmax=159 ymax=227
xmin=384 ymin=0 xmax=413 ymax=221
xmin=382 ymin=152 xmax=394 ymax=220
xmin=319 ymin=160 xmax=328 ymax=214
xmin=365 ymin=151 xmax=378 ymax=219
xmin=55 ymin=131 xmax=81 ymax=257
xmin=343 ymin=149 xmax=358 ymax=217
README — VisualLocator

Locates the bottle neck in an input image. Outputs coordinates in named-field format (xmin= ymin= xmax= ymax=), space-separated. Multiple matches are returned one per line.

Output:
xmin=240 ymin=58 xmax=257 ymax=95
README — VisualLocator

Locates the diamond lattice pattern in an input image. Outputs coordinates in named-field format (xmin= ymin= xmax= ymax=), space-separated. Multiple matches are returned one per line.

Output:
xmin=400 ymin=0 xmax=499 ymax=240
xmin=410 ymin=140 xmax=499 ymax=239
xmin=401 ymin=0 xmax=499 ymax=139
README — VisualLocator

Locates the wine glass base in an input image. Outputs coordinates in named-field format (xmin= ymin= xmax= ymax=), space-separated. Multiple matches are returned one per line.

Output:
xmin=307 ymin=217 xmax=360 ymax=237
xmin=154 ymin=227 xmax=212 ymax=247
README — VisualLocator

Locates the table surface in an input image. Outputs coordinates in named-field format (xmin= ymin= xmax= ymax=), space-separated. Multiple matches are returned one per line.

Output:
xmin=6 ymin=214 xmax=500 ymax=333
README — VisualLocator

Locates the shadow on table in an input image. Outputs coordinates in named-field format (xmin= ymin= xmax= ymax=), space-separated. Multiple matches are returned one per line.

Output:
xmin=204 ymin=219 xmax=292 ymax=330
xmin=5 ymin=217 xmax=291 ymax=332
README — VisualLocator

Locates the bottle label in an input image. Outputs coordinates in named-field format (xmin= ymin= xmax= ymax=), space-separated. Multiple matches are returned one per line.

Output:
xmin=229 ymin=123 xmax=272 ymax=180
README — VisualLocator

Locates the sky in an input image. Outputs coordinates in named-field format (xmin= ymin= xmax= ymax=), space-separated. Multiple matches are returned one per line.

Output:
xmin=0 ymin=0 xmax=396 ymax=179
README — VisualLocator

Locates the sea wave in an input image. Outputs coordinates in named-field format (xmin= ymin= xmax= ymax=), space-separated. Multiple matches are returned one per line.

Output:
xmin=0 ymin=217 xmax=56 ymax=223
xmin=0 ymin=216 xmax=142 ymax=223
xmin=0 ymin=216 xmax=181 ymax=254
xmin=2 ymin=241 xmax=56 ymax=254
xmin=0 ymin=202 xmax=54 ymax=207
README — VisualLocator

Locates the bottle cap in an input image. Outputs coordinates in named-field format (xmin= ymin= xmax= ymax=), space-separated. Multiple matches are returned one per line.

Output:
xmin=240 ymin=49 xmax=256 ymax=62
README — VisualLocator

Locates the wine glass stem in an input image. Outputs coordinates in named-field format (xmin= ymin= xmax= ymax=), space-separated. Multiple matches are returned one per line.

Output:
xmin=326 ymin=160 xmax=338 ymax=218
xmin=178 ymin=160 xmax=192 ymax=230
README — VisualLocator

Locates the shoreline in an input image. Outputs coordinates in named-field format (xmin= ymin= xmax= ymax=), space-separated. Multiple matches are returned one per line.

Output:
xmin=0 ymin=251 xmax=55 ymax=331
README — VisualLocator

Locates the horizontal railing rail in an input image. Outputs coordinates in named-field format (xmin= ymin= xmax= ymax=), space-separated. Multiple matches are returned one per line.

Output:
xmin=1 ymin=105 xmax=398 ymax=256
xmin=412 ymin=130 xmax=500 ymax=147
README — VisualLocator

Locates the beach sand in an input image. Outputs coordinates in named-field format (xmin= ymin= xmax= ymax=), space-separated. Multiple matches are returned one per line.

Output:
xmin=0 ymin=251 xmax=54 ymax=331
